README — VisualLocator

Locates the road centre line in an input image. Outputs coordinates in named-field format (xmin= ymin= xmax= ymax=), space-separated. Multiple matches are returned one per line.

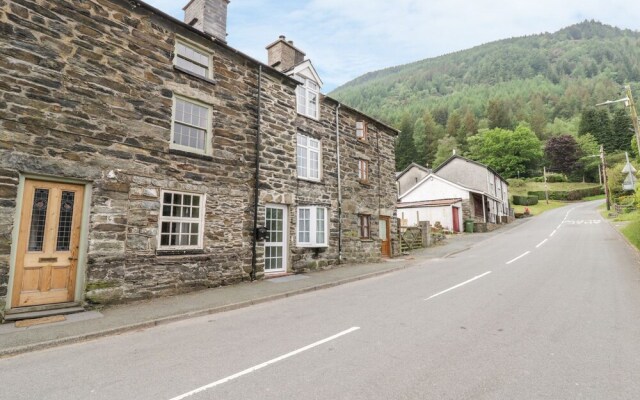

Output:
xmin=424 ymin=271 xmax=492 ymax=300
xmin=168 ymin=327 xmax=361 ymax=400
xmin=536 ymin=239 xmax=548 ymax=248
xmin=550 ymin=229 xmax=557 ymax=237
xmin=506 ymin=251 xmax=531 ymax=265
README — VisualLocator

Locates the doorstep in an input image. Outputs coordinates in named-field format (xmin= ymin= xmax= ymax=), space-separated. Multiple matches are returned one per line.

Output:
xmin=3 ymin=303 xmax=85 ymax=323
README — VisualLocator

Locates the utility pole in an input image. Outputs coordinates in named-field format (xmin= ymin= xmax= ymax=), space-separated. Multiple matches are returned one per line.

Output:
xmin=543 ymin=166 xmax=549 ymax=205
xmin=601 ymin=145 xmax=610 ymax=211
xmin=624 ymin=85 xmax=640 ymax=157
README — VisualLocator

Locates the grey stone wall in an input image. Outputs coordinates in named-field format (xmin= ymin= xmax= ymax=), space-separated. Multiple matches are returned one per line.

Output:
xmin=0 ymin=0 xmax=398 ymax=307
xmin=0 ymin=0 xmax=293 ymax=304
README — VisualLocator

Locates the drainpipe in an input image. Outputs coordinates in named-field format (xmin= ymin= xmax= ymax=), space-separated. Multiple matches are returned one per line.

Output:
xmin=250 ymin=65 xmax=263 ymax=281
xmin=336 ymin=103 xmax=342 ymax=262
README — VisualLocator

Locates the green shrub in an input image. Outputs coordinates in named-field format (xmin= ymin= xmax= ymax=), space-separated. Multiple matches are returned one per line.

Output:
xmin=513 ymin=195 xmax=539 ymax=206
xmin=527 ymin=186 xmax=603 ymax=201
xmin=545 ymin=173 xmax=567 ymax=183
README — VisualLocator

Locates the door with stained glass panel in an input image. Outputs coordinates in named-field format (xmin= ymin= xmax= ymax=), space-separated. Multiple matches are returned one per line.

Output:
xmin=264 ymin=205 xmax=287 ymax=274
xmin=12 ymin=180 xmax=84 ymax=308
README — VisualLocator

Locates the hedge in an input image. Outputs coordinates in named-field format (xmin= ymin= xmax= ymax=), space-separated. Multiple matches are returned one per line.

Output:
xmin=512 ymin=195 xmax=539 ymax=206
xmin=527 ymin=186 xmax=603 ymax=201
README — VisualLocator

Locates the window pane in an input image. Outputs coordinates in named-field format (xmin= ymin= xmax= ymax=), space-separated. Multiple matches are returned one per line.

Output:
xmin=310 ymin=150 xmax=319 ymax=179
xmin=316 ymin=208 xmax=325 ymax=244
xmin=297 ymin=144 xmax=307 ymax=177
xmin=28 ymin=188 xmax=49 ymax=252
xmin=296 ymin=86 xmax=306 ymax=114
xmin=55 ymin=191 xmax=75 ymax=251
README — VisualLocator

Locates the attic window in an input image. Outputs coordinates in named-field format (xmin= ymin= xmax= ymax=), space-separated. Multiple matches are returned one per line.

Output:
xmin=296 ymin=78 xmax=319 ymax=119
xmin=188 ymin=18 xmax=198 ymax=26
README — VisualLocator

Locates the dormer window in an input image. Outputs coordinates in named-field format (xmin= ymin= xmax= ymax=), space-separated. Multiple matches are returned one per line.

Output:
xmin=296 ymin=78 xmax=319 ymax=119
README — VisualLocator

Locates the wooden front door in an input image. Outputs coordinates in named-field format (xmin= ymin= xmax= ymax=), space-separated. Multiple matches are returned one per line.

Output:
xmin=452 ymin=207 xmax=460 ymax=233
xmin=379 ymin=216 xmax=391 ymax=258
xmin=12 ymin=180 xmax=85 ymax=308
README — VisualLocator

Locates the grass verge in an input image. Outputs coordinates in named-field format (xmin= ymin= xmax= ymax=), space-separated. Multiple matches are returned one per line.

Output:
xmin=621 ymin=219 xmax=640 ymax=250
xmin=513 ymin=200 xmax=565 ymax=216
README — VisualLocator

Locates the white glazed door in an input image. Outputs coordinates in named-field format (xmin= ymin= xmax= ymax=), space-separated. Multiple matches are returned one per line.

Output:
xmin=264 ymin=205 xmax=287 ymax=274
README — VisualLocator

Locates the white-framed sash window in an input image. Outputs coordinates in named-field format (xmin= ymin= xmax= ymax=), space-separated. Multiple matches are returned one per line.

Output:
xmin=171 ymin=96 xmax=211 ymax=154
xmin=158 ymin=190 xmax=205 ymax=250
xmin=174 ymin=39 xmax=212 ymax=79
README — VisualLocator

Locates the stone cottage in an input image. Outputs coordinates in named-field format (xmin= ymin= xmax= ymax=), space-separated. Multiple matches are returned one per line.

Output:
xmin=0 ymin=0 xmax=398 ymax=320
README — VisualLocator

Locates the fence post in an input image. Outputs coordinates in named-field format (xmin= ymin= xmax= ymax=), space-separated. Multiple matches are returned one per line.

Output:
xmin=419 ymin=221 xmax=431 ymax=248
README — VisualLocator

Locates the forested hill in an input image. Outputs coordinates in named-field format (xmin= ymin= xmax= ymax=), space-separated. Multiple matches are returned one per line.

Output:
xmin=329 ymin=21 xmax=640 ymax=172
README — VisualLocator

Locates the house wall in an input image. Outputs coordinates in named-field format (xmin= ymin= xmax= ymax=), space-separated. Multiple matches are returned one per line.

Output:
xmin=399 ymin=205 xmax=461 ymax=232
xmin=0 ymin=0 xmax=288 ymax=305
xmin=399 ymin=176 xmax=470 ymax=203
xmin=0 ymin=0 xmax=398 ymax=307
xmin=397 ymin=166 xmax=429 ymax=197
xmin=436 ymin=158 xmax=488 ymax=193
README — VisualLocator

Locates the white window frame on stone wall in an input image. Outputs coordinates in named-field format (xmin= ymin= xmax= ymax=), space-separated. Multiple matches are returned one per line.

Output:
xmin=359 ymin=214 xmax=371 ymax=239
xmin=356 ymin=121 xmax=368 ymax=140
xmin=296 ymin=77 xmax=320 ymax=119
xmin=171 ymin=96 xmax=212 ymax=155
xmin=358 ymin=159 xmax=369 ymax=183
xmin=297 ymin=133 xmax=322 ymax=181
xmin=158 ymin=190 xmax=205 ymax=251
xmin=296 ymin=206 xmax=328 ymax=248
xmin=174 ymin=37 xmax=213 ymax=80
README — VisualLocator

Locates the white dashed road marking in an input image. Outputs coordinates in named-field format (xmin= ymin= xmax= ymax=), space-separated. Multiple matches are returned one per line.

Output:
xmin=425 ymin=271 xmax=493 ymax=301
xmin=506 ymin=251 xmax=531 ymax=265
xmin=168 ymin=327 xmax=361 ymax=400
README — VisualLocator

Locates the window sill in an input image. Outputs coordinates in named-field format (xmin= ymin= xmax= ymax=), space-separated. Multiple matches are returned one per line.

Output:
xmin=296 ymin=244 xmax=329 ymax=249
xmin=360 ymin=238 xmax=374 ymax=242
xmin=358 ymin=180 xmax=372 ymax=186
xmin=297 ymin=177 xmax=324 ymax=185
xmin=296 ymin=113 xmax=320 ymax=122
xmin=169 ymin=148 xmax=213 ymax=161
xmin=156 ymin=249 xmax=206 ymax=257
xmin=173 ymin=65 xmax=217 ymax=85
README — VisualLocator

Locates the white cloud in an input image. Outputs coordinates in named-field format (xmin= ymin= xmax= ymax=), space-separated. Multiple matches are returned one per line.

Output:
xmin=145 ymin=0 xmax=640 ymax=91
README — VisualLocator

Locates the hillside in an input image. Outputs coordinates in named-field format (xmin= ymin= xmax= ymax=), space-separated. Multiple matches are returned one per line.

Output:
xmin=330 ymin=20 xmax=640 ymax=157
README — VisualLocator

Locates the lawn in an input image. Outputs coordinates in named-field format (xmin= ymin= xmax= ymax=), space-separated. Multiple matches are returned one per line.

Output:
xmin=512 ymin=200 xmax=566 ymax=216
xmin=622 ymin=218 xmax=640 ymax=250
xmin=509 ymin=181 xmax=602 ymax=197
xmin=600 ymin=204 xmax=640 ymax=251
xmin=509 ymin=181 xmax=603 ymax=216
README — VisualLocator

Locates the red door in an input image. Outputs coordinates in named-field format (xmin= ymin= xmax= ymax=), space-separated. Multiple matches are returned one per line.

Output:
xmin=452 ymin=207 xmax=460 ymax=233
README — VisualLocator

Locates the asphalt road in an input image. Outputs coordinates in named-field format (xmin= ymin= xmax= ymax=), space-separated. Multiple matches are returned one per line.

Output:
xmin=2 ymin=201 xmax=640 ymax=399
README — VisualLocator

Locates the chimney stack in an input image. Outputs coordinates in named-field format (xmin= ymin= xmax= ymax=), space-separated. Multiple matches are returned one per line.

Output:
xmin=266 ymin=35 xmax=306 ymax=72
xmin=183 ymin=0 xmax=229 ymax=42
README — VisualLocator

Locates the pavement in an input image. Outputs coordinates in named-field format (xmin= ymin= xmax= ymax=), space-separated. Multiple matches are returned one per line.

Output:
xmin=0 ymin=218 xmax=529 ymax=358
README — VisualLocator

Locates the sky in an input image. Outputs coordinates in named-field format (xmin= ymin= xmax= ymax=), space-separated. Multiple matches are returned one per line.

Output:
xmin=145 ymin=0 xmax=640 ymax=92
